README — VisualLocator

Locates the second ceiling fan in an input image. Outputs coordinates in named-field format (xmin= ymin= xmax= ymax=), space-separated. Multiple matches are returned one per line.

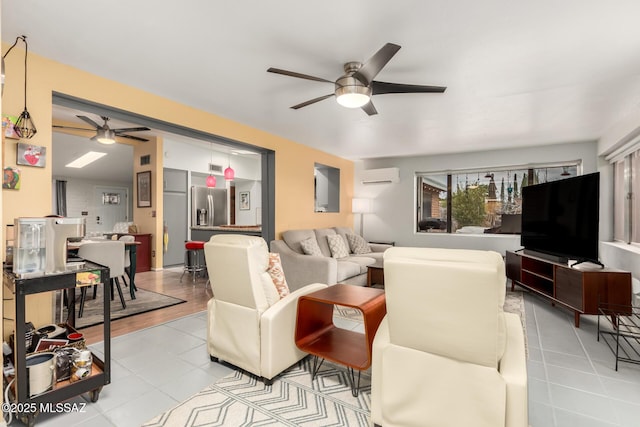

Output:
xmin=53 ymin=115 xmax=151 ymax=144
xmin=267 ymin=43 xmax=446 ymax=116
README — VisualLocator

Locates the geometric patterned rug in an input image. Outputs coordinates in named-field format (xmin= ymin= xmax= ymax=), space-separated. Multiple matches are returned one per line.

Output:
xmin=142 ymin=290 xmax=525 ymax=427
xmin=142 ymin=357 xmax=371 ymax=427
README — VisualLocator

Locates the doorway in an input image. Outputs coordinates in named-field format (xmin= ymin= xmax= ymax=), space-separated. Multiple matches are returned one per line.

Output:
xmin=92 ymin=186 xmax=129 ymax=234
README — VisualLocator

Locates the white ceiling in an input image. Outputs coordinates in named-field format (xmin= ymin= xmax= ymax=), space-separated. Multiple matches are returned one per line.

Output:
xmin=4 ymin=1 xmax=640 ymax=162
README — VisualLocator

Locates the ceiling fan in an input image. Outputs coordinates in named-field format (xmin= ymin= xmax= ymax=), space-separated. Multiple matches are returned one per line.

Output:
xmin=267 ymin=43 xmax=446 ymax=116
xmin=53 ymin=115 xmax=151 ymax=144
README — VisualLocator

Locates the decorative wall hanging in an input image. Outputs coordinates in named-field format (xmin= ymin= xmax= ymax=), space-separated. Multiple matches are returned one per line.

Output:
xmin=3 ymin=167 xmax=21 ymax=190
xmin=102 ymin=193 xmax=121 ymax=205
xmin=2 ymin=116 xmax=19 ymax=139
xmin=16 ymin=143 xmax=46 ymax=167
xmin=239 ymin=191 xmax=250 ymax=210
xmin=137 ymin=171 xmax=152 ymax=207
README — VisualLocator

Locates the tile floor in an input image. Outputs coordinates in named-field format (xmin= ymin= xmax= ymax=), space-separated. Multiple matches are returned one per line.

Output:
xmin=524 ymin=291 xmax=640 ymax=427
xmin=10 ymin=291 xmax=640 ymax=426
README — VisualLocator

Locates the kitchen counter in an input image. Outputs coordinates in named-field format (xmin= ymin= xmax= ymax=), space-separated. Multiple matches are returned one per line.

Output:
xmin=191 ymin=225 xmax=261 ymax=232
xmin=191 ymin=225 xmax=262 ymax=241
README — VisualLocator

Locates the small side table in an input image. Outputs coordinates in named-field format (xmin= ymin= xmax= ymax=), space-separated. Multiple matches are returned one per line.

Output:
xmin=295 ymin=284 xmax=386 ymax=396
xmin=367 ymin=262 xmax=384 ymax=287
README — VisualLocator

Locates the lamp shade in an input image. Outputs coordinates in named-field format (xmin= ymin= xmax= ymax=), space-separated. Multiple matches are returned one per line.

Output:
xmin=352 ymin=198 xmax=371 ymax=214
xmin=224 ymin=166 xmax=235 ymax=181
xmin=206 ymin=175 xmax=216 ymax=187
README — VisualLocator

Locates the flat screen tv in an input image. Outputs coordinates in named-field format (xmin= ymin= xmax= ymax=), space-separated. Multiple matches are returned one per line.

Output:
xmin=520 ymin=172 xmax=600 ymax=265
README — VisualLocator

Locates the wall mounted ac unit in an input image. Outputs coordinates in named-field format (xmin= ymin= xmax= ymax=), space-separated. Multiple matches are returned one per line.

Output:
xmin=361 ymin=167 xmax=400 ymax=184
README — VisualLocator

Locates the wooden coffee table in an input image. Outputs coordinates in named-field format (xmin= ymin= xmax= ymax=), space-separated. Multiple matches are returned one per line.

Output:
xmin=295 ymin=284 xmax=386 ymax=396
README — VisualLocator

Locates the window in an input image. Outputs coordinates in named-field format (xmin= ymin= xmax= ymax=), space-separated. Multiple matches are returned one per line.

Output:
xmin=613 ymin=148 xmax=640 ymax=244
xmin=416 ymin=163 xmax=580 ymax=234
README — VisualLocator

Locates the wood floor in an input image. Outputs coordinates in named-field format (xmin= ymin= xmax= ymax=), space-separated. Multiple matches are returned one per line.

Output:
xmin=80 ymin=267 xmax=212 ymax=344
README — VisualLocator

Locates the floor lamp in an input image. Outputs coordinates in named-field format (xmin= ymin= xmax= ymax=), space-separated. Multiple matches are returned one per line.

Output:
xmin=352 ymin=198 xmax=371 ymax=237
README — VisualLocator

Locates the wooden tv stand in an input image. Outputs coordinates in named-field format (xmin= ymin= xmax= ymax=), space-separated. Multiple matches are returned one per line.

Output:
xmin=506 ymin=250 xmax=632 ymax=327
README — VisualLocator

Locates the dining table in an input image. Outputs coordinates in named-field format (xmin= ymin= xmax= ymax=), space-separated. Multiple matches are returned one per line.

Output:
xmin=68 ymin=239 xmax=141 ymax=299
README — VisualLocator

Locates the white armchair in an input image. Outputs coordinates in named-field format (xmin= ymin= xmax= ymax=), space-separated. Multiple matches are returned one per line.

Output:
xmin=204 ymin=234 xmax=328 ymax=384
xmin=371 ymin=247 xmax=528 ymax=427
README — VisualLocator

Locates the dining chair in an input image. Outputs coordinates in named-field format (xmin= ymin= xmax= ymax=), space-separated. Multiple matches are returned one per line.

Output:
xmin=119 ymin=234 xmax=135 ymax=286
xmin=78 ymin=240 xmax=127 ymax=317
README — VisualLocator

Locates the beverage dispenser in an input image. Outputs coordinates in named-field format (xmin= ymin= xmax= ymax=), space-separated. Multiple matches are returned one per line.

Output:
xmin=13 ymin=218 xmax=47 ymax=275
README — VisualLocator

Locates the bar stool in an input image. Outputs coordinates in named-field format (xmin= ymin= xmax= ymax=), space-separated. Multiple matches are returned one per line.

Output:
xmin=180 ymin=240 xmax=206 ymax=283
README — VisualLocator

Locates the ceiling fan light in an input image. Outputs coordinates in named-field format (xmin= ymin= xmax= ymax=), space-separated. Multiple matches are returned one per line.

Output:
xmin=335 ymin=75 xmax=372 ymax=108
xmin=96 ymin=128 xmax=116 ymax=144
xmin=336 ymin=92 xmax=370 ymax=108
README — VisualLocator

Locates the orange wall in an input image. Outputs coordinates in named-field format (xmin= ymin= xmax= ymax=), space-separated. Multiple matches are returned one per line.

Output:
xmin=1 ymin=44 xmax=354 ymax=329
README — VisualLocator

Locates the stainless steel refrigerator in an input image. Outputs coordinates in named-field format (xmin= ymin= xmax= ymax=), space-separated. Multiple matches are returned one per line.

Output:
xmin=191 ymin=186 xmax=227 ymax=227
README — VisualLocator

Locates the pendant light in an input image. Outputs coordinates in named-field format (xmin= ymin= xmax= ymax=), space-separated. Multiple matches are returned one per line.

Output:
xmin=224 ymin=154 xmax=235 ymax=181
xmin=6 ymin=35 xmax=37 ymax=139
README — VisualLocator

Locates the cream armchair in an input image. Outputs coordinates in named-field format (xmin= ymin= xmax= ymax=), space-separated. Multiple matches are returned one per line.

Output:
xmin=371 ymin=247 xmax=528 ymax=427
xmin=204 ymin=234 xmax=327 ymax=384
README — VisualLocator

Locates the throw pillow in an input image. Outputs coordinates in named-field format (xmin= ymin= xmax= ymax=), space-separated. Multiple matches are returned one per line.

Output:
xmin=327 ymin=234 xmax=349 ymax=259
xmin=346 ymin=233 xmax=372 ymax=254
xmin=267 ymin=252 xmax=290 ymax=299
xmin=300 ymin=237 xmax=323 ymax=256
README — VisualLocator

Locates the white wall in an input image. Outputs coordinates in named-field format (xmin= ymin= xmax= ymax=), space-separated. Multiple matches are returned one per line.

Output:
xmin=354 ymin=141 xmax=599 ymax=255
xmin=597 ymin=105 xmax=640 ymax=281
xmin=235 ymin=180 xmax=262 ymax=225
xmin=54 ymin=176 xmax=133 ymax=235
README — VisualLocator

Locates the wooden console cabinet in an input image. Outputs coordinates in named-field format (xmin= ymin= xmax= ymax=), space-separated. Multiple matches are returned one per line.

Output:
xmin=506 ymin=250 xmax=632 ymax=327
xmin=131 ymin=233 xmax=152 ymax=272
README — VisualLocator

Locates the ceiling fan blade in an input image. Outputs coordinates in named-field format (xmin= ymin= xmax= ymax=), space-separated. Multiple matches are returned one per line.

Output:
xmin=76 ymin=115 xmax=101 ymax=129
xmin=361 ymin=101 xmax=378 ymax=116
xmin=372 ymin=81 xmax=447 ymax=95
xmin=291 ymin=93 xmax=334 ymax=110
xmin=113 ymin=126 xmax=150 ymax=133
xmin=116 ymin=133 xmax=149 ymax=142
xmin=267 ymin=67 xmax=333 ymax=84
xmin=352 ymin=43 xmax=401 ymax=85
xmin=52 ymin=125 xmax=95 ymax=132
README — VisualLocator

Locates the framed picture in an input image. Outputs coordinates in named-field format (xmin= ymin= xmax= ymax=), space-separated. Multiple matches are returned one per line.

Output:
xmin=102 ymin=192 xmax=121 ymax=205
xmin=137 ymin=171 xmax=152 ymax=207
xmin=239 ymin=191 xmax=250 ymax=210
xmin=16 ymin=143 xmax=46 ymax=167
xmin=2 ymin=116 xmax=19 ymax=139
xmin=3 ymin=167 xmax=21 ymax=190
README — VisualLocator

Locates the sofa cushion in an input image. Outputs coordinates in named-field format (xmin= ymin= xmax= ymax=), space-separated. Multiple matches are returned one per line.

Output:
xmin=282 ymin=229 xmax=317 ymax=254
xmin=333 ymin=227 xmax=356 ymax=253
xmin=314 ymin=228 xmax=337 ymax=257
xmin=353 ymin=251 xmax=384 ymax=264
xmin=327 ymin=234 xmax=349 ymax=259
xmin=346 ymin=233 xmax=372 ymax=254
xmin=267 ymin=252 xmax=290 ymax=299
xmin=345 ymin=256 xmax=376 ymax=274
xmin=336 ymin=260 xmax=362 ymax=282
xmin=300 ymin=237 xmax=323 ymax=256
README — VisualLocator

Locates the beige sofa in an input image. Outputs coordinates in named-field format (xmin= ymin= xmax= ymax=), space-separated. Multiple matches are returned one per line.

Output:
xmin=371 ymin=247 xmax=528 ymax=427
xmin=270 ymin=227 xmax=391 ymax=291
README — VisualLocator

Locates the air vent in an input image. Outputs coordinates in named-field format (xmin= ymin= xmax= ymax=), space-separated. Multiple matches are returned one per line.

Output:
xmin=140 ymin=155 xmax=151 ymax=166
xmin=209 ymin=163 xmax=223 ymax=173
